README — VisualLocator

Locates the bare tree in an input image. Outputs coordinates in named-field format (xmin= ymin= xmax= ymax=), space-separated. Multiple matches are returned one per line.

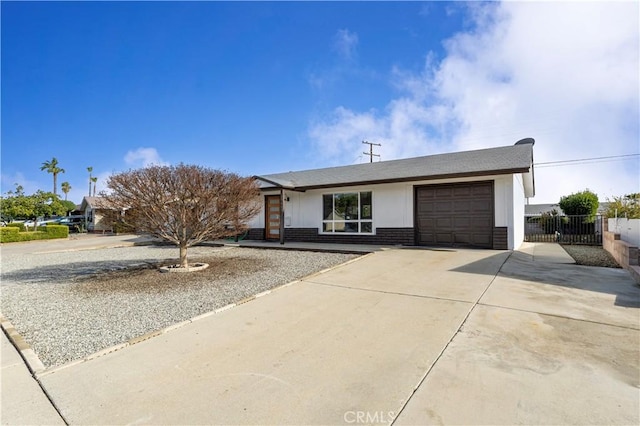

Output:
xmin=103 ymin=164 xmax=261 ymax=268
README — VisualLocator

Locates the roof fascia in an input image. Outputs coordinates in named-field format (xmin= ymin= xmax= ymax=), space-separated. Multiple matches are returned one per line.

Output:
xmin=253 ymin=175 xmax=297 ymax=190
xmin=282 ymin=167 xmax=531 ymax=191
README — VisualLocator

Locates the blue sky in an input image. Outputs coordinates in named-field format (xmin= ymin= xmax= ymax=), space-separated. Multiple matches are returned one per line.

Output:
xmin=2 ymin=1 xmax=638 ymax=205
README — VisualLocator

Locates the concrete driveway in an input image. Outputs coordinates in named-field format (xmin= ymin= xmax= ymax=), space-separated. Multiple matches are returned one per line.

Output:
xmin=18 ymin=245 xmax=640 ymax=424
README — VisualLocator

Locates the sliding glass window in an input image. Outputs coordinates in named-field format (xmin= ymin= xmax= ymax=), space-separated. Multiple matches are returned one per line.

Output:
xmin=322 ymin=191 xmax=373 ymax=234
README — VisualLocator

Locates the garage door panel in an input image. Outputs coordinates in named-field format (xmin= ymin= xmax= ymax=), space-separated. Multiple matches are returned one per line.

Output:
xmin=471 ymin=233 xmax=492 ymax=246
xmin=420 ymin=233 xmax=437 ymax=244
xmin=435 ymin=202 xmax=452 ymax=212
xmin=453 ymin=186 xmax=471 ymax=196
xmin=471 ymin=200 xmax=492 ymax=211
xmin=471 ymin=217 xmax=492 ymax=228
xmin=453 ymin=217 xmax=470 ymax=228
xmin=418 ymin=187 xmax=436 ymax=198
xmin=472 ymin=185 xmax=493 ymax=196
xmin=435 ymin=233 xmax=453 ymax=244
xmin=417 ymin=202 xmax=435 ymax=214
xmin=453 ymin=200 xmax=470 ymax=212
xmin=436 ymin=217 xmax=452 ymax=228
xmin=435 ymin=187 xmax=453 ymax=197
xmin=453 ymin=233 xmax=471 ymax=244
xmin=417 ymin=218 xmax=434 ymax=228
xmin=416 ymin=181 xmax=494 ymax=248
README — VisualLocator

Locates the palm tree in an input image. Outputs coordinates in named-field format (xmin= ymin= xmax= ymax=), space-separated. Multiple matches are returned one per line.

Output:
xmin=87 ymin=166 xmax=93 ymax=197
xmin=87 ymin=167 xmax=93 ymax=197
xmin=91 ymin=176 xmax=98 ymax=197
xmin=61 ymin=182 xmax=71 ymax=201
xmin=41 ymin=157 xmax=65 ymax=195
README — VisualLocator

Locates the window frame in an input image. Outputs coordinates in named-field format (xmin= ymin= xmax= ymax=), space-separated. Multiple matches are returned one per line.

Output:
xmin=321 ymin=191 xmax=374 ymax=235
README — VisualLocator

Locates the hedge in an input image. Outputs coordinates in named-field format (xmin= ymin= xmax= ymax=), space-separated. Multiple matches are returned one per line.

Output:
xmin=5 ymin=223 xmax=26 ymax=231
xmin=44 ymin=225 xmax=69 ymax=238
xmin=0 ymin=225 xmax=69 ymax=243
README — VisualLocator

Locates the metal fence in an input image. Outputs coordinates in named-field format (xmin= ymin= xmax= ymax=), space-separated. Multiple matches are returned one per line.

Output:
xmin=524 ymin=214 xmax=603 ymax=245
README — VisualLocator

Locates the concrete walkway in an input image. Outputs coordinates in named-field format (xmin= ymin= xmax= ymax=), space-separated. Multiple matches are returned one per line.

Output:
xmin=516 ymin=241 xmax=576 ymax=263
xmin=2 ymin=242 xmax=638 ymax=425
xmin=1 ymin=331 xmax=64 ymax=425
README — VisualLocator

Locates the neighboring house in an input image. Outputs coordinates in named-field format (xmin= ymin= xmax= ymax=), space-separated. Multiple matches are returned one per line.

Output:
xmin=249 ymin=139 xmax=535 ymax=250
xmin=525 ymin=204 xmax=561 ymax=216
xmin=80 ymin=196 xmax=114 ymax=233
xmin=525 ymin=202 xmax=610 ymax=216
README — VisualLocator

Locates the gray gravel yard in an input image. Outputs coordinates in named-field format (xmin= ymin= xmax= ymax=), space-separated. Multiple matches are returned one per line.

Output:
xmin=1 ymin=245 xmax=358 ymax=368
xmin=560 ymin=244 xmax=621 ymax=268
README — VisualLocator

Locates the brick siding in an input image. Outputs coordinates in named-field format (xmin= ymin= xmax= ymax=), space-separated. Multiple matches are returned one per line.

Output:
xmin=247 ymin=227 xmax=414 ymax=245
xmin=492 ymin=227 xmax=508 ymax=250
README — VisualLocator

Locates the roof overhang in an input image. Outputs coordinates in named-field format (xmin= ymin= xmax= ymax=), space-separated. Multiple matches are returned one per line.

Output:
xmin=255 ymin=167 xmax=531 ymax=192
xmin=253 ymin=176 xmax=304 ymax=191
xmin=521 ymin=146 xmax=535 ymax=198
xmin=522 ymin=169 xmax=535 ymax=198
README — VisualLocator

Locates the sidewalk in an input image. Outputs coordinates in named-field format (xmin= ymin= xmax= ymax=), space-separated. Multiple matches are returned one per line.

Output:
xmin=0 ymin=330 xmax=64 ymax=425
xmin=515 ymin=241 xmax=576 ymax=263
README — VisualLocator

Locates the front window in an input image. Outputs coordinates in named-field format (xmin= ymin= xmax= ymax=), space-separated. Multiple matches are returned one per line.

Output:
xmin=322 ymin=191 xmax=373 ymax=234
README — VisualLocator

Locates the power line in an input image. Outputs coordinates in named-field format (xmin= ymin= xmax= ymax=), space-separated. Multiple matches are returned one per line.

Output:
xmin=535 ymin=159 xmax=637 ymax=168
xmin=534 ymin=153 xmax=639 ymax=167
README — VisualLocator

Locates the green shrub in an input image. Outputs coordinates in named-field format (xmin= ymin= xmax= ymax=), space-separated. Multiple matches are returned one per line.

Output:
xmin=539 ymin=210 xmax=568 ymax=233
xmin=25 ymin=232 xmax=49 ymax=242
xmin=0 ymin=227 xmax=20 ymax=242
xmin=559 ymin=189 xmax=599 ymax=217
xmin=5 ymin=223 xmax=26 ymax=231
xmin=605 ymin=194 xmax=640 ymax=219
xmin=0 ymin=224 xmax=68 ymax=243
xmin=45 ymin=225 xmax=69 ymax=238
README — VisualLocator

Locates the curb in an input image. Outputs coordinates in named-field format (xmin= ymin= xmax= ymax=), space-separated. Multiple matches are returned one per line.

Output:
xmin=31 ymin=250 xmax=372 ymax=377
xmin=1 ymin=315 xmax=46 ymax=374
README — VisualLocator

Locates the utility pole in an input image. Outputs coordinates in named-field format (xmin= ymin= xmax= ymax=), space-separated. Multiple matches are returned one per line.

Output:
xmin=362 ymin=140 xmax=381 ymax=163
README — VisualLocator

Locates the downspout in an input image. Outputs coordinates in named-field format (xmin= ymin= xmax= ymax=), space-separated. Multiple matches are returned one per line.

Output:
xmin=279 ymin=188 xmax=285 ymax=245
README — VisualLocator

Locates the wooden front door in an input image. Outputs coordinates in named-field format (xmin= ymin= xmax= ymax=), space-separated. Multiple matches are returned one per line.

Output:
xmin=265 ymin=195 xmax=281 ymax=240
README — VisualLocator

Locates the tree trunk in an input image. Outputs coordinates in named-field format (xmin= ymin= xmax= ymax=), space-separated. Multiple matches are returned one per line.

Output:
xmin=53 ymin=173 xmax=57 ymax=196
xmin=179 ymin=244 xmax=188 ymax=268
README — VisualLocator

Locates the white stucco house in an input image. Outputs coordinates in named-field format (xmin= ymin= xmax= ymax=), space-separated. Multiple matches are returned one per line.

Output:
xmin=248 ymin=139 xmax=535 ymax=250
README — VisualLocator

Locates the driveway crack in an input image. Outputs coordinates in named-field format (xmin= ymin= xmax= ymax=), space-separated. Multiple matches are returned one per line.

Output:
xmin=390 ymin=250 xmax=512 ymax=425
xmin=302 ymin=280 xmax=473 ymax=304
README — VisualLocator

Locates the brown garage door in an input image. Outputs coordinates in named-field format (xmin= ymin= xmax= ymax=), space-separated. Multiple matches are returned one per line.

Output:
xmin=415 ymin=181 xmax=494 ymax=248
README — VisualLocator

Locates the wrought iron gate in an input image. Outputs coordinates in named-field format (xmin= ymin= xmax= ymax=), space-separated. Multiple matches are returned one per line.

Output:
xmin=524 ymin=214 xmax=603 ymax=245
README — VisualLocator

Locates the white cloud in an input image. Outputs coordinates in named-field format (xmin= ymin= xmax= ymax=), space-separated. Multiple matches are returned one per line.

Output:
xmin=124 ymin=147 xmax=168 ymax=168
xmin=0 ymin=172 xmax=41 ymax=195
xmin=333 ymin=29 xmax=359 ymax=60
xmin=309 ymin=1 xmax=639 ymax=202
